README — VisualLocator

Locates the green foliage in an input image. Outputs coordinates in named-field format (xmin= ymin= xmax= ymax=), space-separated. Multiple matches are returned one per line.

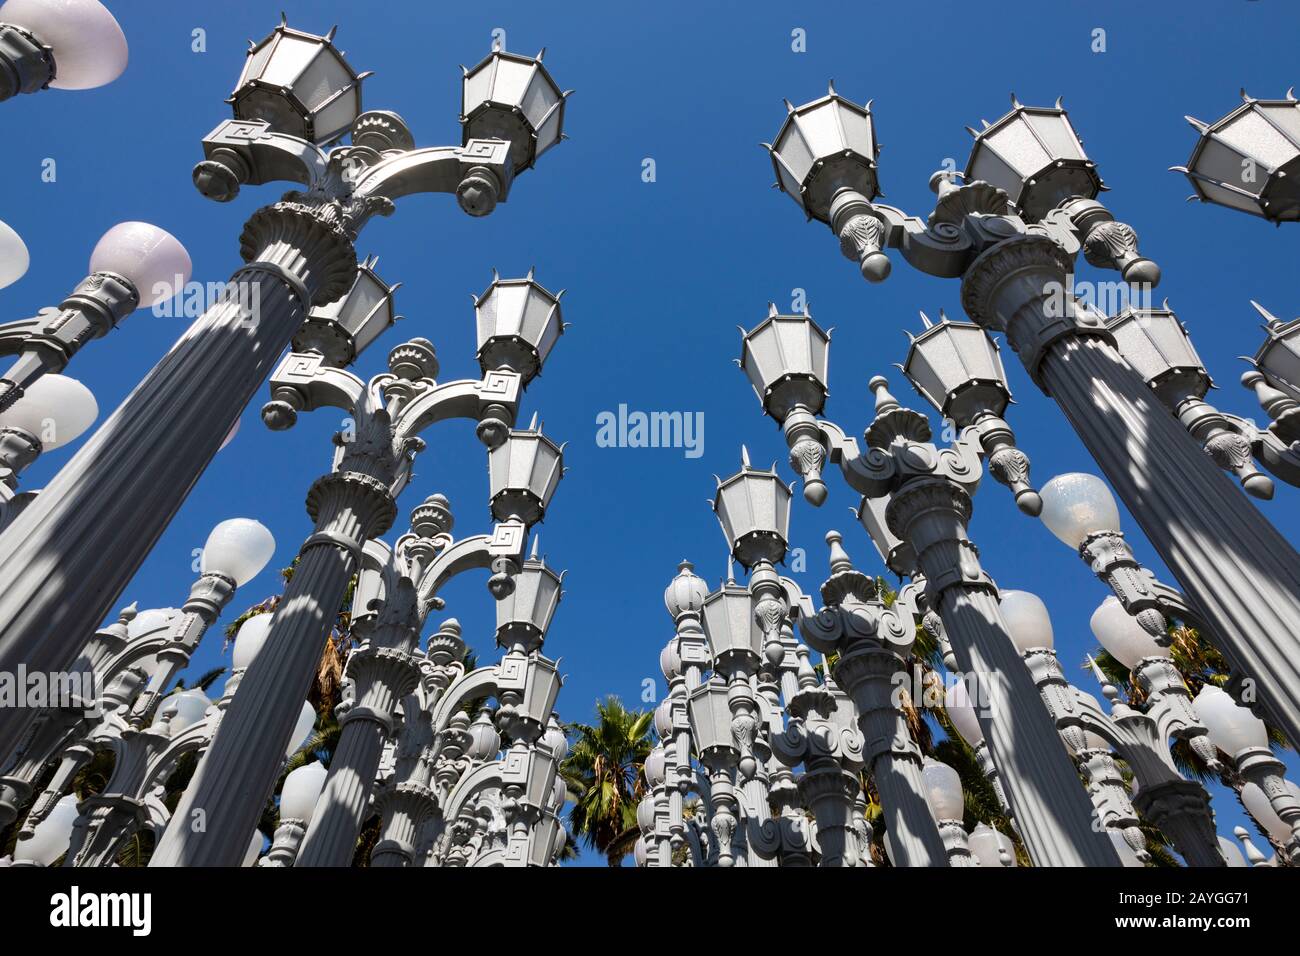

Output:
xmin=559 ymin=695 xmax=654 ymax=866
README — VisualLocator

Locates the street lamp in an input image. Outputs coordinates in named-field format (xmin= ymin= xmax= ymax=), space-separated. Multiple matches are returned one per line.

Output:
xmin=0 ymin=373 xmax=96 ymax=496
xmin=461 ymin=46 xmax=568 ymax=174
xmin=11 ymin=792 xmax=77 ymax=866
xmin=0 ymin=20 xmax=567 ymax=772
xmin=1176 ymin=91 xmax=1300 ymax=223
xmin=920 ymin=757 xmax=975 ymax=866
xmin=0 ymin=0 xmax=126 ymax=100
xmin=766 ymin=85 xmax=1300 ymax=756
xmin=0 ymin=220 xmax=191 ymax=416
xmin=263 ymin=759 xmax=328 ymax=867
xmin=474 ymin=270 xmax=566 ymax=387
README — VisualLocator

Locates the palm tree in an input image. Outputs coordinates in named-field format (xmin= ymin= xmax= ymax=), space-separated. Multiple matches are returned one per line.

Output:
xmin=559 ymin=696 xmax=654 ymax=866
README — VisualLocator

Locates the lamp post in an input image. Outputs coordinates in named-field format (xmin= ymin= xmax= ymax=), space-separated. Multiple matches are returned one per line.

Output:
xmin=766 ymin=87 xmax=1300 ymax=752
xmin=294 ymin=497 xmax=530 ymax=867
xmin=739 ymin=304 xmax=1118 ymax=865
xmin=920 ymin=757 xmax=974 ymax=866
xmin=0 ymin=0 xmax=126 ymax=101
xmin=0 ymin=20 xmax=566 ymax=764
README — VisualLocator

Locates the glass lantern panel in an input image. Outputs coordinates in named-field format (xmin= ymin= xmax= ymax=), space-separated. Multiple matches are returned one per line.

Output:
xmin=983 ymin=119 xmax=1052 ymax=176
xmin=1193 ymin=138 xmax=1261 ymax=193
xmin=1218 ymin=109 xmax=1300 ymax=169
xmin=1257 ymin=103 xmax=1300 ymax=150
xmin=259 ymin=35 xmax=321 ymax=87
xmin=1197 ymin=177 xmax=1266 ymax=212
xmin=534 ymin=104 xmax=563 ymax=156
xmin=311 ymin=87 xmax=360 ymax=143
xmin=490 ymin=58 xmax=535 ymax=107
xmin=534 ymin=306 xmax=562 ymax=362
xmin=775 ymin=159 xmax=805 ymax=204
xmin=238 ymin=36 xmax=277 ymax=87
xmin=796 ymin=104 xmax=844 ymax=162
xmin=773 ymin=319 xmax=815 ymax=375
xmin=967 ymin=147 xmax=1022 ymax=197
xmin=520 ymin=72 xmax=559 ymax=129
xmin=775 ymin=125 xmax=815 ymax=184
xmin=1025 ymin=112 xmax=1085 ymax=160
xmin=521 ymin=290 xmax=555 ymax=346
xmin=493 ymin=284 xmax=529 ymax=338
xmin=948 ymin=325 xmax=1000 ymax=379
xmin=838 ymin=105 xmax=874 ymax=157
xmin=293 ymin=51 xmax=349 ymax=111
xmin=463 ymin=64 xmax=493 ymax=114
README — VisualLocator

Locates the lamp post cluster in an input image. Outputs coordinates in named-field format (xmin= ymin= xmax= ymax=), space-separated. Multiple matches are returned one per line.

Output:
xmin=0 ymin=15 xmax=575 ymax=868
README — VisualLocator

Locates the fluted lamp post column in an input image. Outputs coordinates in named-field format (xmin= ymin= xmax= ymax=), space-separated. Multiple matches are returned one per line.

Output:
xmin=0 ymin=0 xmax=126 ymax=101
xmin=0 ymin=21 xmax=566 ymax=763
xmin=766 ymin=87 xmax=1300 ymax=752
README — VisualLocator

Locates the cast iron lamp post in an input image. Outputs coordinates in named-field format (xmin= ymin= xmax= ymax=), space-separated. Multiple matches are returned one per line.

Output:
xmin=0 ymin=19 xmax=567 ymax=764
xmin=765 ymin=87 xmax=1300 ymax=752
xmin=0 ymin=0 xmax=126 ymax=101
xmin=739 ymin=306 xmax=1119 ymax=865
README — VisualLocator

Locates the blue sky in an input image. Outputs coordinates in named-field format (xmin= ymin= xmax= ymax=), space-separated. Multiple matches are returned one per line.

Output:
xmin=3 ymin=0 xmax=1299 ymax=865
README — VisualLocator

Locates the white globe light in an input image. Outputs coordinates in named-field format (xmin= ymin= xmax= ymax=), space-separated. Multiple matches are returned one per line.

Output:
xmin=1089 ymin=596 xmax=1170 ymax=669
xmin=285 ymin=700 xmax=316 ymax=758
xmin=151 ymin=688 xmax=209 ymax=735
xmin=0 ymin=0 xmax=127 ymax=89
xmin=920 ymin=757 xmax=965 ymax=822
xmin=1240 ymin=779 xmax=1300 ymax=845
xmin=968 ymin=822 xmax=1014 ymax=867
xmin=231 ymin=613 xmax=273 ymax=670
xmin=126 ymin=606 xmax=180 ymax=639
xmin=0 ymin=373 xmax=97 ymax=449
xmin=88 ymin=221 xmax=191 ymax=309
xmin=200 ymin=518 xmax=275 ymax=587
xmin=998 ymin=589 xmax=1054 ymax=653
xmin=0 ymin=218 xmax=29 ymax=288
xmin=279 ymin=760 xmax=327 ymax=823
xmin=1038 ymin=473 xmax=1122 ymax=548
xmin=1193 ymin=684 xmax=1268 ymax=756
xmin=14 ymin=793 xmax=79 ymax=865
xmin=944 ymin=680 xmax=984 ymax=746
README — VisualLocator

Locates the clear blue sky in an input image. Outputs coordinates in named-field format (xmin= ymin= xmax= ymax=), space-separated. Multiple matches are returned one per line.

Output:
xmin=4 ymin=0 xmax=1298 ymax=864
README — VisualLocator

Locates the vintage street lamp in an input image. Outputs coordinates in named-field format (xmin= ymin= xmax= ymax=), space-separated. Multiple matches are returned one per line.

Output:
xmin=0 ymin=0 xmax=126 ymax=100
xmin=228 ymin=19 xmax=366 ymax=146
xmin=968 ymin=822 xmax=1016 ymax=867
xmin=0 ymin=221 xmax=191 ymax=416
xmin=1194 ymin=684 xmax=1300 ymax=854
xmin=461 ymin=46 xmax=568 ymax=174
xmin=1175 ymin=91 xmax=1300 ymax=223
xmin=0 ymin=373 xmax=96 ymax=498
xmin=767 ymin=86 xmax=1300 ymax=756
xmin=920 ymin=757 xmax=974 ymax=866
xmin=474 ymin=270 xmax=566 ymax=387
xmin=900 ymin=311 xmax=1040 ymax=513
xmin=1106 ymin=303 xmax=1272 ymax=498
xmin=262 ymin=760 xmax=328 ymax=867
xmin=0 ymin=21 xmax=567 ymax=768
xmin=292 ymin=255 xmax=399 ymax=368
xmin=10 ymin=792 xmax=77 ymax=865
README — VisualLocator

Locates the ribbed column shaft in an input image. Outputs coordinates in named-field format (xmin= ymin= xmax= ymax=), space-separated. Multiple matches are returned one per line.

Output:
xmin=897 ymin=477 xmax=1119 ymax=866
xmin=836 ymin=646 xmax=948 ymax=867
xmin=151 ymin=538 xmax=358 ymax=866
xmin=294 ymin=717 xmax=387 ymax=867
xmin=0 ymin=234 xmax=333 ymax=760
xmin=1040 ymin=336 xmax=1300 ymax=745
